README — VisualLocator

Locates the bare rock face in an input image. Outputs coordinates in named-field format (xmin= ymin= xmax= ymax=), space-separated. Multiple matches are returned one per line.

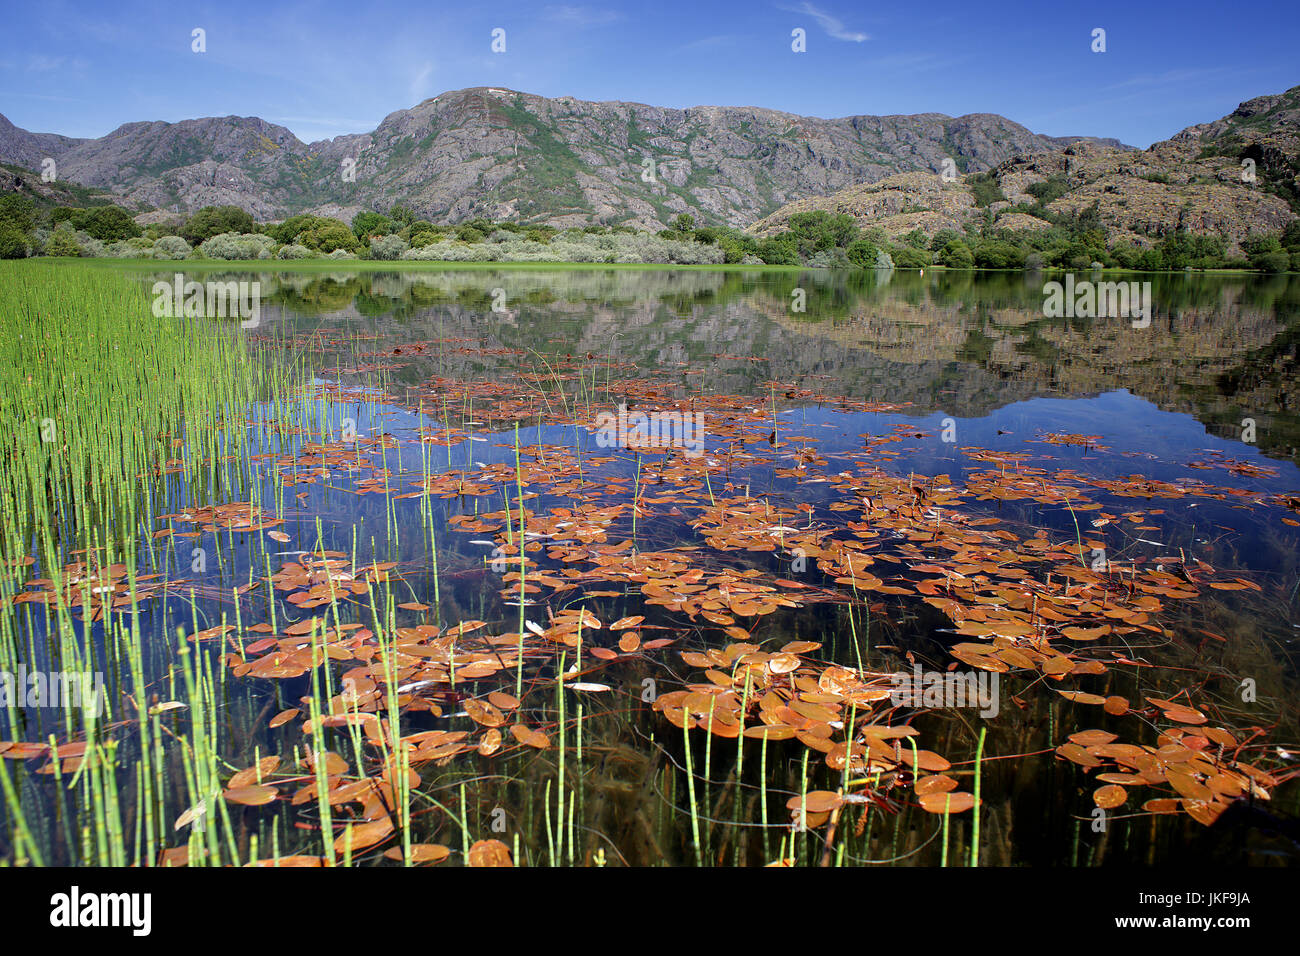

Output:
xmin=0 ymin=162 xmax=136 ymax=209
xmin=749 ymin=85 xmax=1300 ymax=249
xmin=749 ymin=170 xmax=977 ymax=239
xmin=0 ymin=88 xmax=1096 ymax=229
xmin=0 ymin=113 xmax=83 ymax=170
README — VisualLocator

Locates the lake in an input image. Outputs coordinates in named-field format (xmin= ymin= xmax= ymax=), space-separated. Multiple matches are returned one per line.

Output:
xmin=3 ymin=264 xmax=1298 ymax=867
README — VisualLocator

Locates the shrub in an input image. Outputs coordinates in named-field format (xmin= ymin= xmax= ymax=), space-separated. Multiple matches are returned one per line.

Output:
xmin=0 ymin=223 xmax=29 ymax=259
xmin=891 ymin=246 xmax=930 ymax=269
xmin=0 ymin=195 xmax=37 ymax=234
xmin=351 ymin=211 xmax=397 ymax=241
xmin=82 ymin=206 xmax=143 ymax=242
xmin=152 ymin=235 xmax=193 ymax=259
xmin=846 ymin=237 xmax=879 ymax=268
xmin=182 ymin=206 xmax=256 ymax=245
xmin=46 ymin=226 xmax=83 ymax=257
xmin=277 ymin=243 xmax=315 ymax=259
xmin=198 ymin=232 xmax=276 ymax=260
xmin=937 ymin=240 xmax=974 ymax=269
xmin=901 ymin=228 xmax=929 ymax=250
xmin=369 ymin=234 xmax=410 ymax=260
xmin=785 ymin=211 xmax=858 ymax=257
xmin=104 ymin=238 xmax=154 ymax=258
xmin=808 ymin=249 xmax=849 ymax=269
xmin=969 ymin=171 xmax=1006 ymax=208
xmin=1026 ymin=174 xmax=1069 ymax=207
xmin=292 ymin=218 xmax=362 ymax=254
xmin=1255 ymin=250 xmax=1291 ymax=273
xmin=929 ymin=229 xmax=965 ymax=252
xmin=757 ymin=237 xmax=799 ymax=265
xmin=401 ymin=242 xmax=495 ymax=262
xmin=972 ymin=240 xmax=1026 ymax=269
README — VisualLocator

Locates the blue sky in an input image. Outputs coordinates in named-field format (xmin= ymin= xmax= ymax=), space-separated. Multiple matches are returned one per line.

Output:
xmin=1 ymin=0 xmax=1297 ymax=148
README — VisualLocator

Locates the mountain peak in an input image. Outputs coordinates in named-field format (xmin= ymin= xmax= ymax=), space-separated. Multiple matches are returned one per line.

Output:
xmin=0 ymin=89 xmax=1197 ymax=231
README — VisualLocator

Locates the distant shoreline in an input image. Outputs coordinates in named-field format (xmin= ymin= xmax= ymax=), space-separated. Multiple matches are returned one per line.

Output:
xmin=20 ymin=258 xmax=1283 ymax=276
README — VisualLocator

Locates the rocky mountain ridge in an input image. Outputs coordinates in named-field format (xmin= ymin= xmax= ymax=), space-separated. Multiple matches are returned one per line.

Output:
xmin=0 ymin=87 xmax=1127 ymax=231
xmin=749 ymin=85 xmax=1300 ymax=251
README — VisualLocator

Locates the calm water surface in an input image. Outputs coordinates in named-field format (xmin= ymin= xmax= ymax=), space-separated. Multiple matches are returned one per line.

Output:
xmin=7 ymin=266 xmax=1299 ymax=866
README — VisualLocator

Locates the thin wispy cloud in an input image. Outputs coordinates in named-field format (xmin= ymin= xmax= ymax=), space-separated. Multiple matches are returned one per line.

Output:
xmin=542 ymin=5 xmax=621 ymax=27
xmin=678 ymin=33 xmax=745 ymax=51
xmin=781 ymin=2 xmax=868 ymax=42
xmin=409 ymin=62 xmax=435 ymax=103
xmin=1098 ymin=68 xmax=1233 ymax=94
xmin=27 ymin=54 xmax=87 ymax=72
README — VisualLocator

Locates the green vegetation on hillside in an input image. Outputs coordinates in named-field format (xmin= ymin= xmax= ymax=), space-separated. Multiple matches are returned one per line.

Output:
xmin=3 ymin=190 xmax=1297 ymax=272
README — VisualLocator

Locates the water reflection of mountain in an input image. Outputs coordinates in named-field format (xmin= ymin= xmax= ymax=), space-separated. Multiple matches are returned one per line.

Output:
xmin=142 ymin=268 xmax=1300 ymax=461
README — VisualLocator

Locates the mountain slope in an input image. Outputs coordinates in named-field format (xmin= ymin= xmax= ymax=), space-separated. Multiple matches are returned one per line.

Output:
xmin=749 ymin=85 xmax=1300 ymax=249
xmin=0 ymin=88 xmax=1121 ymax=230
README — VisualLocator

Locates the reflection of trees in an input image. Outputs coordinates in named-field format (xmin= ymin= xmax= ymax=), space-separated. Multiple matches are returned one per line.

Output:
xmin=137 ymin=268 xmax=1300 ymax=461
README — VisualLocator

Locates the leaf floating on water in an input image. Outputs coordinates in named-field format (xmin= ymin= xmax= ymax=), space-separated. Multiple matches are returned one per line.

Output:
xmin=768 ymin=653 xmax=800 ymax=674
xmin=566 ymin=682 xmax=611 ymax=693
xmin=247 ymin=855 xmax=326 ymax=867
xmin=781 ymin=641 xmax=822 ymax=654
xmin=1103 ymin=696 xmax=1130 ymax=716
xmin=510 ymin=724 xmax=551 ymax=749
xmin=467 ymin=839 xmax=513 ymax=867
xmin=900 ymin=749 xmax=951 ymax=772
xmin=228 ymin=756 xmax=281 ymax=789
xmin=1093 ymin=784 xmax=1127 ymax=809
xmin=1056 ymin=743 xmax=1102 ymax=769
xmin=384 ymin=844 xmax=451 ymax=864
xmin=465 ymin=699 xmax=506 ymax=727
xmin=1068 ymin=729 xmax=1118 ymax=747
xmin=1183 ymin=800 xmax=1224 ymax=826
xmin=1055 ymin=690 xmax=1107 ymax=705
xmin=914 ymin=774 xmax=959 ymax=796
xmin=148 ymin=701 xmax=187 ymax=716
xmin=269 ymin=708 xmax=300 ymax=728
xmin=743 ymin=724 xmax=795 ymax=740
xmin=919 ymin=791 xmax=976 ymax=814
xmin=224 ymin=785 xmax=278 ymax=806
xmin=785 ymin=790 xmax=843 ymax=813
xmin=334 ymin=817 xmax=394 ymax=854
xmin=1062 ymin=625 xmax=1111 ymax=641
xmin=174 ymin=803 xmax=207 ymax=830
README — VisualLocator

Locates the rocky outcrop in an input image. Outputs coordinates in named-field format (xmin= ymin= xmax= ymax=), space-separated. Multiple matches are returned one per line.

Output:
xmin=750 ymin=85 xmax=1300 ymax=250
xmin=0 ymin=88 xmax=1108 ymax=230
